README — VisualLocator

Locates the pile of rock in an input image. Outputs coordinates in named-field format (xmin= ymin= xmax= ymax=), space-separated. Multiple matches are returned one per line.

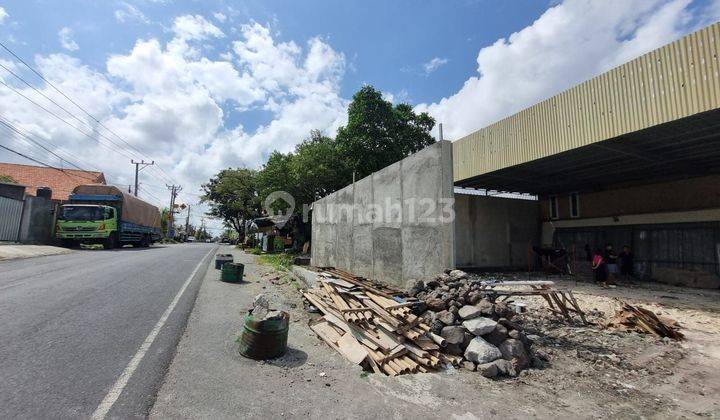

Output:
xmin=408 ymin=269 xmax=541 ymax=378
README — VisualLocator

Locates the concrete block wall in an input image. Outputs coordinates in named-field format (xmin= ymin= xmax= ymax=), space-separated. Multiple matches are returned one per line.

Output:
xmin=454 ymin=194 xmax=540 ymax=269
xmin=311 ymin=141 xmax=454 ymax=287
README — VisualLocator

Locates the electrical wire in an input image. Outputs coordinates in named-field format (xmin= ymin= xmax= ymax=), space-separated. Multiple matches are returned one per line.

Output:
xmin=0 ymin=41 xmax=178 ymax=185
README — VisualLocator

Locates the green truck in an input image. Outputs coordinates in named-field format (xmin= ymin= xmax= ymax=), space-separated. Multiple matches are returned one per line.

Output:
xmin=56 ymin=185 xmax=162 ymax=249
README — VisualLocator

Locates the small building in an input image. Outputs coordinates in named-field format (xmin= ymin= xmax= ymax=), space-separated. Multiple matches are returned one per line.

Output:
xmin=0 ymin=162 xmax=106 ymax=201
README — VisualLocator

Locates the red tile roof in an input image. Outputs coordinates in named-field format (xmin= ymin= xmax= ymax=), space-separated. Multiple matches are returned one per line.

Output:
xmin=0 ymin=162 xmax=106 ymax=201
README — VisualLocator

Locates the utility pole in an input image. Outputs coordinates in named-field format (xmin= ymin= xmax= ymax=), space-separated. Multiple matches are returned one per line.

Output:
xmin=185 ymin=204 xmax=190 ymax=240
xmin=166 ymin=184 xmax=182 ymax=238
xmin=131 ymin=160 xmax=154 ymax=197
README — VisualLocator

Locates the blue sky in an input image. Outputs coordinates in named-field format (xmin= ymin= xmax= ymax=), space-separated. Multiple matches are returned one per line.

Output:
xmin=0 ymin=0 xmax=718 ymax=229
xmin=1 ymin=0 xmax=551 ymax=132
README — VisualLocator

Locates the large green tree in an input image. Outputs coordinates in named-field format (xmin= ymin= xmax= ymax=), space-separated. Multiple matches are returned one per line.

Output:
xmin=256 ymin=131 xmax=351 ymax=213
xmin=201 ymin=168 xmax=259 ymax=238
xmin=335 ymin=85 xmax=436 ymax=179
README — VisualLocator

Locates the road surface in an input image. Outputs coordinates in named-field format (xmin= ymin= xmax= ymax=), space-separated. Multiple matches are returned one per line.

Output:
xmin=0 ymin=243 xmax=216 ymax=419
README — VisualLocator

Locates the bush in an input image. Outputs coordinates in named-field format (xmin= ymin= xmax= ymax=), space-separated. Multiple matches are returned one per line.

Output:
xmin=257 ymin=253 xmax=296 ymax=271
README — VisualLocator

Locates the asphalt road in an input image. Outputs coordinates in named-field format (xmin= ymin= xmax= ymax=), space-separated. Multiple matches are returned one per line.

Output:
xmin=0 ymin=243 xmax=216 ymax=419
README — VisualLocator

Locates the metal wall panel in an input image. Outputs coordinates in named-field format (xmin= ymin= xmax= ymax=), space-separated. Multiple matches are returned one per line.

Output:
xmin=454 ymin=23 xmax=720 ymax=182
xmin=0 ymin=196 xmax=23 ymax=241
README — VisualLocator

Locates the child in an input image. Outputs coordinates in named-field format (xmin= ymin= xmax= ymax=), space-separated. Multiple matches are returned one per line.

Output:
xmin=592 ymin=248 xmax=608 ymax=287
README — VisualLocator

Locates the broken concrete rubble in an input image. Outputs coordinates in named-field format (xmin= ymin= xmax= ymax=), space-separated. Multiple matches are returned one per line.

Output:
xmin=464 ymin=337 xmax=502 ymax=364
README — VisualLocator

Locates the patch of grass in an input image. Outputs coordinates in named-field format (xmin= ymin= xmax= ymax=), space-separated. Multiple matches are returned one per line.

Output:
xmin=257 ymin=253 xmax=296 ymax=271
xmin=246 ymin=247 xmax=262 ymax=255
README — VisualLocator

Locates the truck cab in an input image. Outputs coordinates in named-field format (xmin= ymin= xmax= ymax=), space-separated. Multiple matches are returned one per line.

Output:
xmin=56 ymin=204 xmax=119 ymax=249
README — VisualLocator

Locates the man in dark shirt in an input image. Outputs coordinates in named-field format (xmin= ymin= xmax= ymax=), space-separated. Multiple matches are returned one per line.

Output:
xmin=619 ymin=245 xmax=634 ymax=280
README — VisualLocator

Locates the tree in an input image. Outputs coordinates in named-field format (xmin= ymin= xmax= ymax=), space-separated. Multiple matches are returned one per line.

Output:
xmin=335 ymin=85 xmax=436 ymax=179
xmin=201 ymin=168 xmax=259 ymax=239
xmin=255 ymin=151 xmax=296 ymax=213
xmin=0 ymin=174 xmax=17 ymax=183
xmin=290 ymin=130 xmax=351 ymax=205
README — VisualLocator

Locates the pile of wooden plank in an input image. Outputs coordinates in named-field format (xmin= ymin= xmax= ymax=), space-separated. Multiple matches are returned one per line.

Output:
xmin=605 ymin=302 xmax=684 ymax=340
xmin=303 ymin=269 xmax=460 ymax=376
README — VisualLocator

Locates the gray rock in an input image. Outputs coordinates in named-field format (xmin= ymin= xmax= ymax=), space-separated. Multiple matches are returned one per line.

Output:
xmin=449 ymin=269 xmax=468 ymax=280
xmin=430 ymin=320 xmax=444 ymax=335
xmin=406 ymin=279 xmax=425 ymax=297
xmin=499 ymin=338 xmax=530 ymax=370
xmin=477 ymin=298 xmax=494 ymax=316
xmin=477 ymin=361 xmax=499 ymax=378
xmin=438 ymin=273 xmax=451 ymax=283
xmin=458 ymin=305 xmax=482 ymax=320
xmin=463 ymin=337 xmax=502 ymax=364
xmin=484 ymin=324 xmax=508 ymax=347
xmin=494 ymin=301 xmax=515 ymax=319
xmin=493 ymin=358 xmax=517 ymax=377
xmin=425 ymin=297 xmax=446 ymax=312
xmin=463 ymin=317 xmax=498 ymax=336
xmin=436 ymin=310 xmax=456 ymax=326
xmin=462 ymin=360 xmax=477 ymax=371
xmin=445 ymin=343 xmax=464 ymax=356
xmin=441 ymin=326 xmax=466 ymax=345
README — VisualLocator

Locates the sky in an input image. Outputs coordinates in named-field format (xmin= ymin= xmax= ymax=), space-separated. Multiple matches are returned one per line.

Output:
xmin=0 ymin=0 xmax=718 ymax=233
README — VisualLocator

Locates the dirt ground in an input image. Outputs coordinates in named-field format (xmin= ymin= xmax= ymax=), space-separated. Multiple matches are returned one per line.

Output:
xmin=151 ymin=248 xmax=720 ymax=419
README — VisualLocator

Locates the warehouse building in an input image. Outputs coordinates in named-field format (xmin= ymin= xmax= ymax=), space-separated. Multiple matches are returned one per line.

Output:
xmin=312 ymin=23 xmax=720 ymax=289
xmin=453 ymin=23 xmax=720 ymax=288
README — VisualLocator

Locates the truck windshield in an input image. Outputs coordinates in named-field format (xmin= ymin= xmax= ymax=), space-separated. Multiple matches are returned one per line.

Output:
xmin=60 ymin=206 xmax=104 ymax=221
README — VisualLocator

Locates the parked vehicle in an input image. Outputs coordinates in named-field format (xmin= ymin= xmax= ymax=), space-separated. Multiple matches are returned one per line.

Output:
xmin=56 ymin=185 xmax=162 ymax=249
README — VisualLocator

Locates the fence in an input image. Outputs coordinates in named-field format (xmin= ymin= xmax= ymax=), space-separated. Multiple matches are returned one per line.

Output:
xmin=0 ymin=196 xmax=23 ymax=241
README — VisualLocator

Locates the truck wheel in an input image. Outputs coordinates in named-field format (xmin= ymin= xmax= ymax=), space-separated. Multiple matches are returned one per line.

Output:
xmin=103 ymin=232 xmax=118 ymax=250
xmin=141 ymin=235 xmax=150 ymax=248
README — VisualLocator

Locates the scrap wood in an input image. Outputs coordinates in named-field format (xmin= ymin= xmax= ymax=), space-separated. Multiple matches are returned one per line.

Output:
xmin=303 ymin=269 xmax=452 ymax=376
xmin=606 ymin=301 xmax=684 ymax=340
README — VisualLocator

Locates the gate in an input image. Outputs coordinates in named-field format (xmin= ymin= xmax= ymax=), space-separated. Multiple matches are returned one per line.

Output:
xmin=0 ymin=196 xmax=23 ymax=241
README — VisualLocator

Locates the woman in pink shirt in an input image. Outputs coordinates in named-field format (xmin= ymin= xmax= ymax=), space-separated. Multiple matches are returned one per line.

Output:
xmin=592 ymin=248 xmax=608 ymax=286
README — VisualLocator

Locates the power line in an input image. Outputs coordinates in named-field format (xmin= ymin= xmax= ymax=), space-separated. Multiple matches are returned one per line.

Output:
xmin=0 ymin=115 xmax=90 ymax=172
xmin=0 ymin=142 xmax=55 ymax=168
xmin=0 ymin=40 xmax=178 ymax=185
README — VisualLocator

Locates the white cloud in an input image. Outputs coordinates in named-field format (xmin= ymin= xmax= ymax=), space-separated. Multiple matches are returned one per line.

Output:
xmin=172 ymin=15 xmax=224 ymax=41
xmin=0 ymin=7 xmax=8 ymax=25
xmin=423 ymin=57 xmax=448 ymax=74
xmin=114 ymin=2 xmax=150 ymax=24
xmin=213 ymin=12 xmax=227 ymax=23
xmin=58 ymin=27 xmax=79 ymax=51
xmin=416 ymin=0 xmax=719 ymax=140
xmin=0 ymin=16 xmax=347 ymax=229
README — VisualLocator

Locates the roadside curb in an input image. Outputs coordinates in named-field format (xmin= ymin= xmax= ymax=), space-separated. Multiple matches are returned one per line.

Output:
xmin=0 ymin=245 xmax=73 ymax=261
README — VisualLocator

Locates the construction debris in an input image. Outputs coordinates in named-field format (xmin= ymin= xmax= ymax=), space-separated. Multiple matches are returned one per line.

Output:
xmin=605 ymin=302 xmax=684 ymax=340
xmin=303 ymin=268 xmax=541 ymax=378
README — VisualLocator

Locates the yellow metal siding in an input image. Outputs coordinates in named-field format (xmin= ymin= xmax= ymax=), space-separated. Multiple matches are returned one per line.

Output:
xmin=454 ymin=23 xmax=720 ymax=182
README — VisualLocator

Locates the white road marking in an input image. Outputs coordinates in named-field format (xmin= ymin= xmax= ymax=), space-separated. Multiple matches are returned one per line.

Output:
xmin=91 ymin=247 xmax=216 ymax=420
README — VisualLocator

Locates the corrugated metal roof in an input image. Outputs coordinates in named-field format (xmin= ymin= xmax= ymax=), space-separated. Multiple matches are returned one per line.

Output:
xmin=454 ymin=22 xmax=720 ymax=182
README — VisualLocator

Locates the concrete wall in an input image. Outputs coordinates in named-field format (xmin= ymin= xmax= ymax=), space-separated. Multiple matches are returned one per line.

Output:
xmin=454 ymin=194 xmax=540 ymax=269
xmin=311 ymin=141 xmax=454 ymax=287
xmin=18 ymin=196 xmax=57 ymax=244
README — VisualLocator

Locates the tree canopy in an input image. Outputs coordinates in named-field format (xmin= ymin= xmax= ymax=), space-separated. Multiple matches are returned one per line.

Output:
xmin=205 ymin=85 xmax=436 ymax=222
xmin=335 ymin=86 xmax=436 ymax=178
xmin=201 ymin=168 xmax=259 ymax=237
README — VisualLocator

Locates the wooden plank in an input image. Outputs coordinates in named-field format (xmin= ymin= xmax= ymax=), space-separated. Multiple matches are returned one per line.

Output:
xmin=337 ymin=333 xmax=369 ymax=365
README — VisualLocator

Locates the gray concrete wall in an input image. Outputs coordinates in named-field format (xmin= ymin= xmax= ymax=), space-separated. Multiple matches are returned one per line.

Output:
xmin=18 ymin=196 xmax=57 ymax=244
xmin=454 ymin=194 xmax=540 ymax=269
xmin=311 ymin=141 xmax=454 ymax=287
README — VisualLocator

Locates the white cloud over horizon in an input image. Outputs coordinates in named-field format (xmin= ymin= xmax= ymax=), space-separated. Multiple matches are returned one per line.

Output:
xmin=416 ymin=0 xmax=720 ymax=140
xmin=0 ymin=7 xmax=8 ymax=25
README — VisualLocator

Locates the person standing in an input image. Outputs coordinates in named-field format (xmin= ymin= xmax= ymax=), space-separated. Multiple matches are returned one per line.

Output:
xmin=592 ymin=248 xmax=608 ymax=287
xmin=604 ymin=244 xmax=619 ymax=283
xmin=619 ymin=245 xmax=634 ymax=280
